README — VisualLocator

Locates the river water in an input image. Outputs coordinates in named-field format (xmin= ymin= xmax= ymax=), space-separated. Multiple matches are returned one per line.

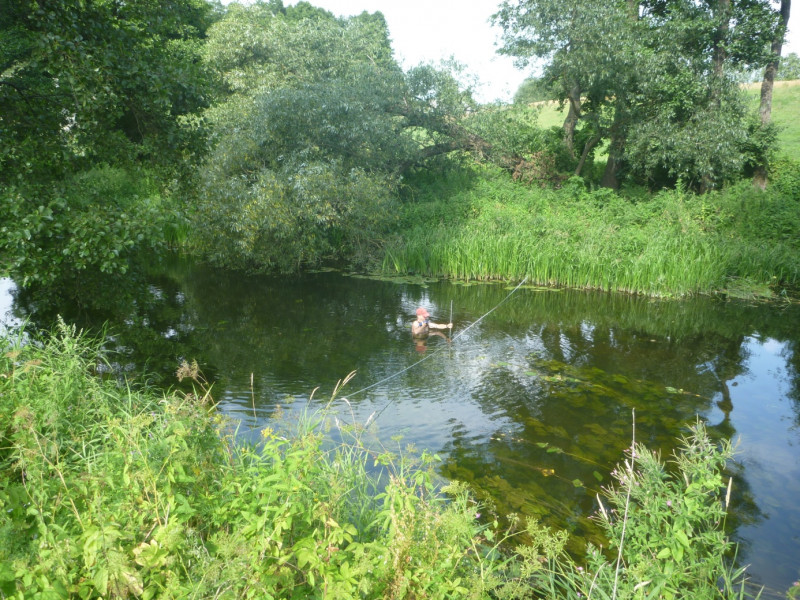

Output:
xmin=2 ymin=259 xmax=799 ymax=596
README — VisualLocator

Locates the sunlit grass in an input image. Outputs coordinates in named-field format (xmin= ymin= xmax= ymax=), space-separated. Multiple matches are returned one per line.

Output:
xmin=743 ymin=80 xmax=800 ymax=158
xmin=386 ymin=168 xmax=799 ymax=297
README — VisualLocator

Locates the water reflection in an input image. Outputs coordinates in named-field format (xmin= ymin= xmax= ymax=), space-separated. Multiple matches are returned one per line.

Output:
xmin=4 ymin=258 xmax=799 ymax=594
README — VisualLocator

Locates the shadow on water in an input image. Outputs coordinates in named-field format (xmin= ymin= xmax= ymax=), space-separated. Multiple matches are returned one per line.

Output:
xmin=3 ymin=255 xmax=800 ymax=595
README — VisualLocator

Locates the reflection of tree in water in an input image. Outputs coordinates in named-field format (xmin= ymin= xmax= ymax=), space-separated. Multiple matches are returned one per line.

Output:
xmin=785 ymin=337 xmax=800 ymax=428
xmin=8 ymin=257 xmax=208 ymax=385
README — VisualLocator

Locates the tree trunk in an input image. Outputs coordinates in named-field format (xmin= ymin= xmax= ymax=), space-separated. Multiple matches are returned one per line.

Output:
xmin=601 ymin=141 xmax=623 ymax=189
xmin=754 ymin=0 xmax=791 ymax=190
xmin=713 ymin=0 xmax=731 ymax=84
xmin=600 ymin=0 xmax=639 ymax=189
xmin=575 ymin=135 xmax=599 ymax=177
xmin=601 ymin=97 xmax=628 ymax=189
xmin=562 ymin=83 xmax=581 ymax=158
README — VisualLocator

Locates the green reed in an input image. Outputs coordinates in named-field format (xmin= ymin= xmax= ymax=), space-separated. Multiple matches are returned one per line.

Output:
xmin=386 ymin=168 xmax=799 ymax=298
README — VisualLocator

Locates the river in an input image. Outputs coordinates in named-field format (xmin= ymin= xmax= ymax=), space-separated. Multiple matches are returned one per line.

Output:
xmin=2 ymin=258 xmax=799 ymax=596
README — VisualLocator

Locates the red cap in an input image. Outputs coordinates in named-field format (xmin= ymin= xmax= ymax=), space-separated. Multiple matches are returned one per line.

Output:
xmin=416 ymin=307 xmax=430 ymax=317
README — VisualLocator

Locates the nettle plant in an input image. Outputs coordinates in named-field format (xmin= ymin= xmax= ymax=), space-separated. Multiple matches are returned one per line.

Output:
xmin=494 ymin=417 xmax=753 ymax=600
xmin=591 ymin=420 xmax=740 ymax=600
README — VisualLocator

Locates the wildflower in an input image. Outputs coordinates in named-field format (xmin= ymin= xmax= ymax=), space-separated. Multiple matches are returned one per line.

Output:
xmin=666 ymin=500 xmax=672 ymax=507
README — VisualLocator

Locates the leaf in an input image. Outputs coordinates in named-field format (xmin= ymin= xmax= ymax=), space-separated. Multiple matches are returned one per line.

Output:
xmin=671 ymin=543 xmax=684 ymax=563
xmin=657 ymin=547 xmax=672 ymax=560
xmin=674 ymin=529 xmax=691 ymax=548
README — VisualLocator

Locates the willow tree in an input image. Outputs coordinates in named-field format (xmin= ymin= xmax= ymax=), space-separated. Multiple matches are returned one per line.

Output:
xmin=194 ymin=2 xmax=477 ymax=272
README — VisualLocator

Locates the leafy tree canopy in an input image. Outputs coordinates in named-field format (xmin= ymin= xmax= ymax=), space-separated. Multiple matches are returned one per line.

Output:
xmin=0 ymin=0 xmax=218 ymax=287
xmin=494 ymin=0 xmax=783 ymax=190
xmin=193 ymin=2 xmax=477 ymax=272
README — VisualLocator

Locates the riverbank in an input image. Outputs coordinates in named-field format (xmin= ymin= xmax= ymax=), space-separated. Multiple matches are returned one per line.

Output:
xmin=0 ymin=324 xmax=767 ymax=599
xmin=383 ymin=164 xmax=800 ymax=299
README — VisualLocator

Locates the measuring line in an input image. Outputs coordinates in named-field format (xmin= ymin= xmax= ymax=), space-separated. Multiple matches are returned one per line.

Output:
xmin=345 ymin=277 xmax=529 ymax=416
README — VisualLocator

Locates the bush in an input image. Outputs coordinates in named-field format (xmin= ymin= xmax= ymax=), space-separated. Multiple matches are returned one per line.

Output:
xmin=771 ymin=157 xmax=800 ymax=200
xmin=0 ymin=325 xmax=505 ymax=599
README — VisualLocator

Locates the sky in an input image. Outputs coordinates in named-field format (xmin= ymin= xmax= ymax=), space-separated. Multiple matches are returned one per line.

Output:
xmin=280 ymin=0 xmax=800 ymax=104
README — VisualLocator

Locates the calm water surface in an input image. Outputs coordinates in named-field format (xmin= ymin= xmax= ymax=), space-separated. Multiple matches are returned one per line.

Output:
xmin=3 ymin=259 xmax=799 ymax=595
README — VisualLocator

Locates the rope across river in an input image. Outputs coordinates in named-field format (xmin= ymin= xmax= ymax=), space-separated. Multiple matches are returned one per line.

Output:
xmin=345 ymin=276 xmax=529 ymax=403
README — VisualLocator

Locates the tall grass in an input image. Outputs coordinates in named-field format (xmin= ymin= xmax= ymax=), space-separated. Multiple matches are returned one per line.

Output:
xmin=0 ymin=325 xmax=768 ymax=598
xmin=0 ymin=323 xmax=511 ymax=599
xmin=387 ymin=169 xmax=799 ymax=297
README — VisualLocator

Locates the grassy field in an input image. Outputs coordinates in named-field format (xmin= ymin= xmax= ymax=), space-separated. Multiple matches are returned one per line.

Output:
xmin=534 ymin=80 xmax=800 ymax=158
xmin=743 ymin=80 xmax=800 ymax=158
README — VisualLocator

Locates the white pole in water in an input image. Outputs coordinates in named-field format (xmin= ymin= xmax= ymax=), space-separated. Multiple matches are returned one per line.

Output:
xmin=450 ymin=299 xmax=453 ymax=338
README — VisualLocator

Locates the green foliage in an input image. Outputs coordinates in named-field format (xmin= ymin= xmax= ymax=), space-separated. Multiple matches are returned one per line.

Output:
xmin=493 ymin=421 xmax=754 ymax=600
xmin=0 ymin=166 xmax=177 ymax=287
xmin=0 ymin=325 xmax=507 ymax=598
xmin=193 ymin=2 xmax=477 ymax=272
xmin=594 ymin=422 xmax=736 ymax=598
xmin=0 ymin=0 xmax=216 ymax=180
xmin=194 ymin=159 xmax=398 ymax=272
xmin=770 ymin=158 xmax=800 ymax=199
xmin=777 ymin=53 xmax=800 ymax=80
xmin=385 ymin=165 xmax=800 ymax=297
xmin=513 ymin=77 xmax=555 ymax=104
xmin=0 ymin=326 xmax=764 ymax=598
xmin=0 ymin=0 xmax=215 ymax=287
xmin=494 ymin=0 xmax=782 ymax=190
xmin=464 ymin=105 xmax=575 ymax=177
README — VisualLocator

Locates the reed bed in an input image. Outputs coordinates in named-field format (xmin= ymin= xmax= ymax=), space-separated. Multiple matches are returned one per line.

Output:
xmin=387 ymin=169 xmax=799 ymax=298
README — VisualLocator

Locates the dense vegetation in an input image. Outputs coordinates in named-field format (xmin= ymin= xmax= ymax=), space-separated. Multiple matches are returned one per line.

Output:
xmin=1 ymin=0 xmax=798 ymax=298
xmin=0 ymin=326 xmax=758 ymax=598
xmin=2 ymin=1 xmax=799 ymax=596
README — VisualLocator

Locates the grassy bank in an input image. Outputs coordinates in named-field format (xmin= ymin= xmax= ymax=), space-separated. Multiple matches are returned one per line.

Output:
xmin=385 ymin=166 xmax=800 ymax=298
xmin=0 ymin=325 xmax=765 ymax=598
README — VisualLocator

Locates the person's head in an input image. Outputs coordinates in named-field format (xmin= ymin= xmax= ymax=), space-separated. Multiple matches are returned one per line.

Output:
xmin=416 ymin=307 xmax=430 ymax=320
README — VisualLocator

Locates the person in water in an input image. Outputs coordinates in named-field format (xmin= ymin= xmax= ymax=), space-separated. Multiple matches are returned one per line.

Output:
xmin=411 ymin=307 xmax=452 ymax=338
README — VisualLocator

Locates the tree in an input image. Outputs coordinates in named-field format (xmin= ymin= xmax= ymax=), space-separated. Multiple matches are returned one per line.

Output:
xmin=0 ymin=0 xmax=217 ymax=286
xmin=1 ymin=0 xmax=217 ymax=180
xmin=494 ymin=0 xmax=639 ymax=175
xmin=193 ymin=4 xmax=477 ymax=271
xmin=754 ymin=0 xmax=791 ymax=189
xmin=777 ymin=52 xmax=800 ymax=79
xmin=494 ymin=0 xmax=781 ymax=190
